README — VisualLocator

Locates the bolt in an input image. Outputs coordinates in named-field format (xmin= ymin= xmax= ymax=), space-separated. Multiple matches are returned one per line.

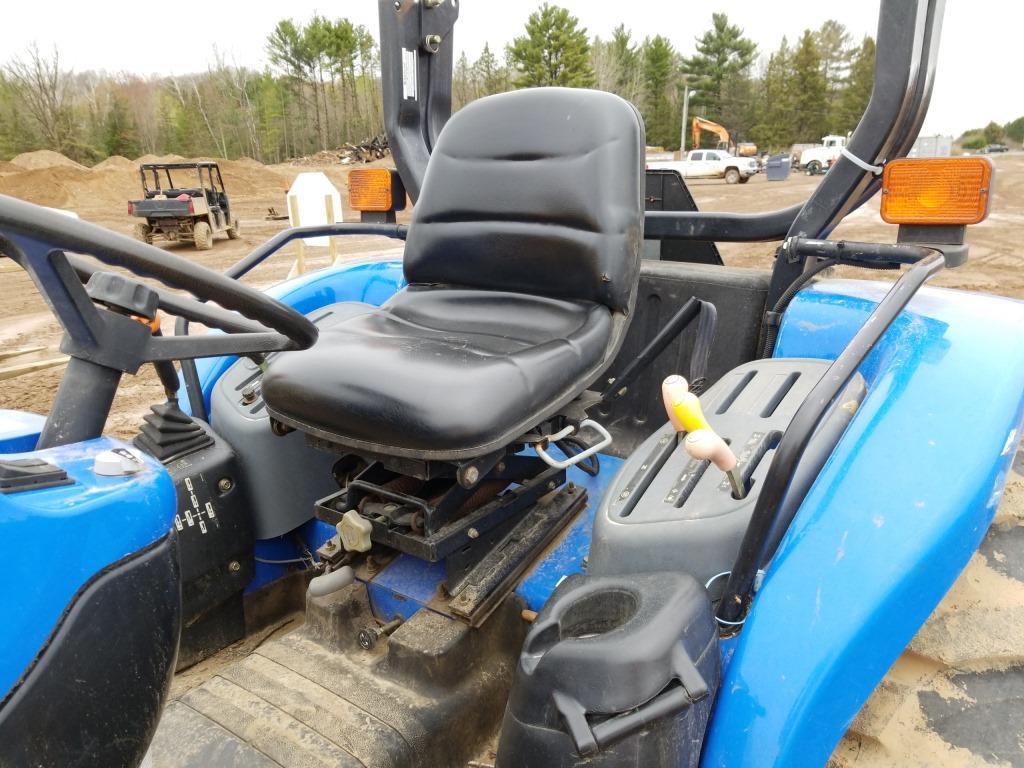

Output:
xmin=393 ymin=0 xmax=400 ymax=7
xmin=228 ymin=560 xmax=241 ymax=573
xmin=358 ymin=618 xmax=403 ymax=650
xmin=423 ymin=0 xmax=442 ymax=6
xmin=547 ymin=480 xmax=557 ymax=491
xmin=463 ymin=465 xmax=480 ymax=485
xmin=324 ymin=539 xmax=336 ymax=550
xmin=496 ymin=462 xmax=506 ymax=473
xmin=218 ymin=477 xmax=233 ymax=493
xmin=567 ymin=482 xmax=576 ymax=494
xmin=240 ymin=384 xmax=258 ymax=405
xmin=467 ymin=527 xmax=479 ymax=539
xmin=424 ymin=34 xmax=442 ymax=52
xmin=619 ymin=490 xmax=629 ymax=499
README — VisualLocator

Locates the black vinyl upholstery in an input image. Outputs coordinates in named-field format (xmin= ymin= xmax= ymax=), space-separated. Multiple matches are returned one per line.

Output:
xmin=263 ymin=88 xmax=644 ymax=460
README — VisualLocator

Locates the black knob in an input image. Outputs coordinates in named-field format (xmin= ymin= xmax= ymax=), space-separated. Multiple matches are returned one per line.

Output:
xmin=86 ymin=271 xmax=159 ymax=319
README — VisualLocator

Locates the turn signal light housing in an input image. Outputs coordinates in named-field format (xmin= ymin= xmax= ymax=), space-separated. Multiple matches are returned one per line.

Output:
xmin=348 ymin=168 xmax=405 ymax=213
xmin=880 ymin=157 xmax=993 ymax=225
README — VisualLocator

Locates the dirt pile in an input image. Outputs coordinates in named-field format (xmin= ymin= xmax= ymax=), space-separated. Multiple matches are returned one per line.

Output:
xmin=93 ymin=155 xmax=135 ymax=170
xmin=135 ymin=153 xmax=185 ymax=164
xmin=0 ymin=165 xmax=137 ymax=210
xmin=0 ymin=161 xmax=21 ymax=174
xmin=9 ymin=150 xmax=86 ymax=171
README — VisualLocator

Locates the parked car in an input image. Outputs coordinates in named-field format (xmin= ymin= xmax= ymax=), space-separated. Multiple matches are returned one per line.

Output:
xmin=982 ymin=143 xmax=1009 ymax=153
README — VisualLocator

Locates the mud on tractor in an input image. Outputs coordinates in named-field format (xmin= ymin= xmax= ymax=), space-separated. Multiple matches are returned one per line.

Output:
xmin=1 ymin=1 xmax=1022 ymax=767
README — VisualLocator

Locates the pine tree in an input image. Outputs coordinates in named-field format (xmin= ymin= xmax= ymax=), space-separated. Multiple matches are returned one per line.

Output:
xmin=102 ymin=94 xmax=141 ymax=158
xmin=790 ymin=30 xmax=828 ymax=142
xmin=508 ymin=4 xmax=594 ymax=88
xmin=751 ymin=38 xmax=796 ymax=151
xmin=642 ymin=36 xmax=679 ymax=149
xmin=814 ymin=20 xmax=853 ymax=130
xmin=681 ymin=14 xmax=756 ymax=121
xmin=474 ymin=44 xmax=508 ymax=97
xmin=452 ymin=53 xmax=476 ymax=110
xmin=610 ymin=25 xmax=642 ymax=104
xmin=834 ymin=36 xmax=875 ymax=134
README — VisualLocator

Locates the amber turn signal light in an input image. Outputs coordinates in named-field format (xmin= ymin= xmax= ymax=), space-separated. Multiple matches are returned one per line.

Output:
xmin=880 ymin=157 xmax=993 ymax=226
xmin=349 ymin=168 xmax=403 ymax=212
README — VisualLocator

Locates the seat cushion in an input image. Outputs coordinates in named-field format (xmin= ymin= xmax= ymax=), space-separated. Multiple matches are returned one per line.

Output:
xmin=404 ymin=87 xmax=644 ymax=313
xmin=262 ymin=287 xmax=613 ymax=460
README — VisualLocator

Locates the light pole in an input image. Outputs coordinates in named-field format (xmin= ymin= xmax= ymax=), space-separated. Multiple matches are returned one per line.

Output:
xmin=680 ymin=83 xmax=697 ymax=156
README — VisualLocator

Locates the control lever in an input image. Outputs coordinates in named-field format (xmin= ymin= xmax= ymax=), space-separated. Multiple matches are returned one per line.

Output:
xmin=662 ymin=375 xmax=746 ymax=500
xmin=685 ymin=430 xmax=745 ymax=499
xmin=661 ymin=375 xmax=711 ymax=433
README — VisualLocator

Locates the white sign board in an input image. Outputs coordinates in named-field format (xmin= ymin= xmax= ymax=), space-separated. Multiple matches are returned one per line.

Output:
xmin=287 ymin=171 xmax=343 ymax=247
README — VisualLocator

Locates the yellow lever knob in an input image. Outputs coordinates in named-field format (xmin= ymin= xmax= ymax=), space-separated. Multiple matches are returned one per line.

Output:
xmin=662 ymin=375 xmax=711 ymax=433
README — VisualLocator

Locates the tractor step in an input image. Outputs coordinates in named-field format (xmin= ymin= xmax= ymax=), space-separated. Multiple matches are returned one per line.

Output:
xmin=147 ymin=583 xmax=527 ymax=768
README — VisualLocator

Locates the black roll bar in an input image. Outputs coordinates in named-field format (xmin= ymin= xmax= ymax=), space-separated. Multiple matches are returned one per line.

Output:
xmin=378 ymin=0 xmax=459 ymax=203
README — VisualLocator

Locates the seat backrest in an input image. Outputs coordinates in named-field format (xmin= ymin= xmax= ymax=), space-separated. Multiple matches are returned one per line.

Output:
xmin=403 ymin=88 xmax=645 ymax=314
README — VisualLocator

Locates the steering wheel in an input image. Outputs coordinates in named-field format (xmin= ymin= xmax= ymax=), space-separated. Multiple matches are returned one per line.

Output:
xmin=0 ymin=193 xmax=317 ymax=447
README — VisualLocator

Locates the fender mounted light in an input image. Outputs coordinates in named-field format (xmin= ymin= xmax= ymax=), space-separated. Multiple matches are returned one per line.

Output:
xmin=880 ymin=157 xmax=994 ymax=225
xmin=348 ymin=168 xmax=405 ymax=213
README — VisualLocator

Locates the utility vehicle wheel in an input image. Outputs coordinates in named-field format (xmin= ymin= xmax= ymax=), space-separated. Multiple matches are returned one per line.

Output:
xmin=739 ymin=175 xmax=750 ymax=184
xmin=807 ymin=160 xmax=822 ymax=175
xmin=226 ymin=219 xmax=240 ymax=240
xmin=133 ymin=222 xmax=153 ymax=245
xmin=830 ymin=448 xmax=1024 ymax=768
xmin=724 ymin=168 xmax=741 ymax=184
xmin=193 ymin=221 xmax=213 ymax=250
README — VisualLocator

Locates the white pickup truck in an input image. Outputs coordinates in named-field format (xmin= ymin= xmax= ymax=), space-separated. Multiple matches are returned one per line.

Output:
xmin=798 ymin=135 xmax=847 ymax=173
xmin=648 ymin=149 xmax=760 ymax=184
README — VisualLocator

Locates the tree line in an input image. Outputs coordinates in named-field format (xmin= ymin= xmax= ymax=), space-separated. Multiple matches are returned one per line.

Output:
xmin=0 ymin=6 xmax=1020 ymax=166
xmin=463 ymin=6 xmax=877 ymax=152
xmin=0 ymin=17 xmax=383 ymax=166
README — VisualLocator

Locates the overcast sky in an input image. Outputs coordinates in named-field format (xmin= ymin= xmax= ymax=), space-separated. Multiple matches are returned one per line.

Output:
xmin=6 ymin=1 xmax=1020 ymax=137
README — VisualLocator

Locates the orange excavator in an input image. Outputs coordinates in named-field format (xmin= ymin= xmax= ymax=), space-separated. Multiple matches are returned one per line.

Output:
xmin=692 ymin=117 xmax=758 ymax=157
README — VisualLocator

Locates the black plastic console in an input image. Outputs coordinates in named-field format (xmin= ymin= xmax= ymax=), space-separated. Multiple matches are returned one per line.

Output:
xmin=589 ymin=358 xmax=866 ymax=587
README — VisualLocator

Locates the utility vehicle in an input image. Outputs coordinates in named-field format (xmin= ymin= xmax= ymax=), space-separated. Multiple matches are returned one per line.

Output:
xmin=1 ymin=1 xmax=1023 ymax=767
xmin=129 ymin=161 xmax=239 ymax=250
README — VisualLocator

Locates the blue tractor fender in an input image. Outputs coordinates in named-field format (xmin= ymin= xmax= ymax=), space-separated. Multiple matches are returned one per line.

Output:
xmin=701 ymin=280 xmax=1024 ymax=766
xmin=0 ymin=438 xmax=177 ymax=698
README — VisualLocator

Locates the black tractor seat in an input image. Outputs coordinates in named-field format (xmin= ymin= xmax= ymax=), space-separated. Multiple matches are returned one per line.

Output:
xmin=263 ymin=288 xmax=612 ymax=459
xmin=263 ymin=87 xmax=645 ymax=462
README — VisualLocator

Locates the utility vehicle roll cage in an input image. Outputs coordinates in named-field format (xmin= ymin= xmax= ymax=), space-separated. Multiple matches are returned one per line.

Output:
xmin=378 ymin=0 xmax=945 ymax=307
xmin=139 ymin=162 xmax=226 ymax=198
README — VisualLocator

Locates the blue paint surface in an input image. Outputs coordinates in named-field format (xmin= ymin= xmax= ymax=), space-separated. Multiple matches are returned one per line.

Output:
xmin=0 ymin=409 xmax=45 ymax=453
xmin=701 ymin=281 xmax=1024 ymax=767
xmin=515 ymin=454 xmax=623 ymax=611
xmin=248 ymin=518 xmax=337 ymax=593
xmin=183 ymin=259 xmax=406 ymax=417
xmin=0 ymin=438 xmax=175 ymax=698
xmin=366 ymin=556 xmax=448 ymax=622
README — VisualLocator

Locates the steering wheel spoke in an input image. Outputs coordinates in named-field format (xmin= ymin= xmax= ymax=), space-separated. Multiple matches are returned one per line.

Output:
xmin=0 ymin=192 xmax=318 ymax=447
